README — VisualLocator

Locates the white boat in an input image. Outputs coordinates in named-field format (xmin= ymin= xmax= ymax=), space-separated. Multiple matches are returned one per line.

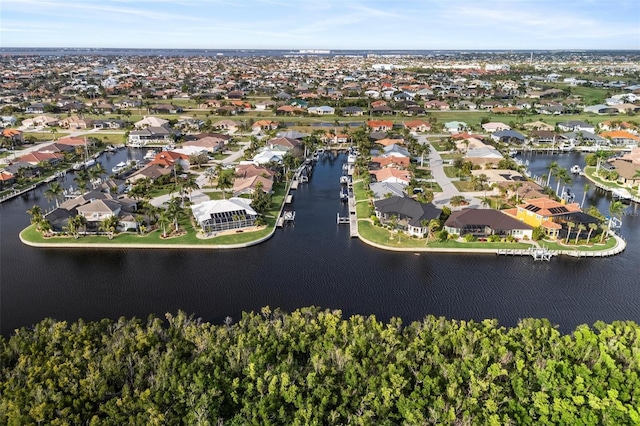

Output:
xmin=340 ymin=175 xmax=349 ymax=184
xmin=611 ymin=188 xmax=632 ymax=201
xmin=144 ymin=150 xmax=157 ymax=160
xmin=570 ymin=165 xmax=581 ymax=174
xmin=72 ymin=162 xmax=83 ymax=170
xmin=508 ymin=148 xmax=518 ymax=157
xmin=347 ymin=154 xmax=357 ymax=164
xmin=111 ymin=161 xmax=128 ymax=174
xmin=84 ymin=159 xmax=96 ymax=168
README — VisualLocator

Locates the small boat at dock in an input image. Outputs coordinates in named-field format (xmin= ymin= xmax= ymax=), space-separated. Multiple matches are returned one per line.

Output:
xmin=111 ymin=161 xmax=128 ymax=174
xmin=571 ymin=165 xmax=581 ymax=174
xmin=144 ymin=150 xmax=157 ymax=160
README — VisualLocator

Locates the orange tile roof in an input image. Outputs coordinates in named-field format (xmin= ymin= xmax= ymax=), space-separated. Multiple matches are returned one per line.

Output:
xmin=367 ymin=120 xmax=393 ymax=128
xmin=600 ymin=130 xmax=640 ymax=141
xmin=519 ymin=197 xmax=581 ymax=217
xmin=541 ymin=220 xmax=562 ymax=230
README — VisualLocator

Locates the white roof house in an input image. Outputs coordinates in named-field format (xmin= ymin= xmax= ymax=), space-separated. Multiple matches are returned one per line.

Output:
xmin=134 ymin=116 xmax=169 ymax=128
xmin=191 ymin=197 xmax=258 ymax=233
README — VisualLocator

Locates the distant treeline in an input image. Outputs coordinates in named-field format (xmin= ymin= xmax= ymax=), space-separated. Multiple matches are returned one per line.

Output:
xmin=1 ymin=307 xmax=639 ymax=424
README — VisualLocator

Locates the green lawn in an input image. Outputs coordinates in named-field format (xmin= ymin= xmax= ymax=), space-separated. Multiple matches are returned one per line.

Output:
xmin=452 ymin=180 xmax=477 ymax=192
xmin=358 ymin=221 xmax=533 ymax=250
xmin=443 ymin=166 xmax=462 ymax=178
xmin=22 ymin=184 xmax=288 ymax=248
xmin=540 ymin=235 xmax=618 ymax=252
xmin=413 ymin=168 xmax=432 ymax=179
xmin=356 ymin=201 xmax=372 ymax=219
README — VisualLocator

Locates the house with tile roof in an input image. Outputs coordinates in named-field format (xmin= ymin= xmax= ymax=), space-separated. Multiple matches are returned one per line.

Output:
xmin=367 ymin=120 xmax=393 ymax=132
xmin=510 ymin=198 xmax=582 ymax=239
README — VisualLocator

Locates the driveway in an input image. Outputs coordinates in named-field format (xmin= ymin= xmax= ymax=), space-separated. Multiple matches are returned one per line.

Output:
xmin=417 ymin=135 xmax=482 ymax=209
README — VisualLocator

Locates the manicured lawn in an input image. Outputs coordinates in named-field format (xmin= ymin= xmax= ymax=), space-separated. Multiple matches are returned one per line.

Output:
xmin=358 ymin=221 xmax=533 ymax=250
xmin=430 ymin=140 xmax=452 ymax=152
xmin=452 ymin=180 xmax=477 ymax=192
xmin=540 ymin=236 xmax=618 ymax=252
xmin=353 ymin=180 xmax=369 ymax=202
xmin=443 ymin=166 xmax=462 ymax=178
xmin=583 ymin=166 xmax=634 ymax=192
xmin=413 ymin=168 xmax=432 ymax=179
xmin=356 ymin=201 xmax=372 ymax=219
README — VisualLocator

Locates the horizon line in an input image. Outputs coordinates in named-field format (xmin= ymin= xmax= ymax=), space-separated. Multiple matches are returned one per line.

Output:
xmin=2 ymin=47 xmax=639 ymax=52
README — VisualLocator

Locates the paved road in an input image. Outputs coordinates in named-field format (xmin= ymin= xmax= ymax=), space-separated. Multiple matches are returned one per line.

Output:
xmin=417 ymin=135 xmax=483 ymax=209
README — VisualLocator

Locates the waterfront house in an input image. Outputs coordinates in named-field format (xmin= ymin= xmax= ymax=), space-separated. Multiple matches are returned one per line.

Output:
xmin=490 ymin=130 xmax=526 ymax=144
xmin=374 ymin=196 xmax=442 ymax=238
xmin=128 ymin=125 xmax=175 ymax=146
xmin=0 ymin=170 xmax=16 ymax=189
xmin=599 ymin=130 xmax=640 ymax=146
xmin=126 ymin=164 xmax=173 ymax=184
xmin=444 ymin=208 xmax=533 ymax=240
xmin=529 ymin=130 xmax=557 ymax=145
xmin=606 ymin=158 xmax=640 ymax=186
xmin=149 ymin=151 xmax=189 ymax=170
xmin=134 ymin=116 xmax=169 ymax=129
xmin=191 ymin=198 xmax=258 ymax=234
xmin=510 ymin=198 xmax=582 ymax=239
xmin=369 ymin=181 xmax=406 ymax=200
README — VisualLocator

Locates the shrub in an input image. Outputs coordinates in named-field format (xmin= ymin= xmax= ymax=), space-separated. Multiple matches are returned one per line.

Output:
xmin=436 ymin=229 xmax=449 ymax=242
xmin=464 ymin=234 xmax=476 ymax=242
xmin=488 ymin=235 xmax=501 ymax=242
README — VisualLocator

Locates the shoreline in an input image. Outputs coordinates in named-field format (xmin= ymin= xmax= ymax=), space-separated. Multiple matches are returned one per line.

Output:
xmin=20 ymin=224 xmax=626 ymax=258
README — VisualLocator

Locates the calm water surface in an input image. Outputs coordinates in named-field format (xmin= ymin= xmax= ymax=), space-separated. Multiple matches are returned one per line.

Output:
xmin=1 ymin=150 xmax=639 ymax=335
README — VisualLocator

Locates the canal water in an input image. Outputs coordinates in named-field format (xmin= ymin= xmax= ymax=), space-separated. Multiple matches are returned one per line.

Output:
xmin=1 ymin=149 xmax=639 ymax=335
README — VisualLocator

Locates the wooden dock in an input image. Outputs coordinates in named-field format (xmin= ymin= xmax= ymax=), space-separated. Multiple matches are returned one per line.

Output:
xmin=285 ymin=194 xmax=293 ymax=204
xmin=290 ymin=180 xmax=299 ymax=190
xmin=497 ymin=247 xmax=555 ymax=261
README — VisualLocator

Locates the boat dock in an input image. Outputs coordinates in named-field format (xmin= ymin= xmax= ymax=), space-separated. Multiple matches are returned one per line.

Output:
xmin=497 ymin=247 xmax=555 ymax=261
xmin=285 ymin=194 xmax=293 ymax=204
xmin=337 ymin=181 xmax=358 ymax=237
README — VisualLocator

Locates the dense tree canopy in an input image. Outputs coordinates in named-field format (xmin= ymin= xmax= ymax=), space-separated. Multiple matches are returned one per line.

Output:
xmin=1 ymin=308 xmax=639 ymax=425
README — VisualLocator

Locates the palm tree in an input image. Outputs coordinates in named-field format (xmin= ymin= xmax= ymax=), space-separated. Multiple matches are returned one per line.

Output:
xmin=44 ymin=181 xmax=64 ymax=207
xmin=581 ymin=183 xmax=590 ymax=208
xmin=26 ymin=205 xmax=43 ymax=225
xmin=565 ymin=221 xmax=575 ymax=244
xmin=39 ymin=219 xmax=52 ymax=236
xmin=182 ymin=175 xmax=199 ymax=203
xmin=156 ymin=210 xmax=171 ymax=238
xmin=599 ymin=221 xmax=611 ymax=243
xmin=608 ymin=200 xmax=625 ymax=230
xmin=216 ymin=171 xmax=233 ymax=199
xmin=166 ymin=197 xmax=183 ymax=232
xmin=546 ymin=161 xmax=558 ymax=187
xmin=99 ymin=215 xmax=119 ymax=239
xmin=575 ymin=223 xmax=586 ymax=244
xmin=586 ymin=222 xmax=598 ymax=244
xmin=555 ymin=168 xmax=572 ymax=197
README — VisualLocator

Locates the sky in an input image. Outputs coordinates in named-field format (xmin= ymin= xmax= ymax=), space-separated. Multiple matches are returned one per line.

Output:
xmin=1 ymin=0 xmax=639 ymax=50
